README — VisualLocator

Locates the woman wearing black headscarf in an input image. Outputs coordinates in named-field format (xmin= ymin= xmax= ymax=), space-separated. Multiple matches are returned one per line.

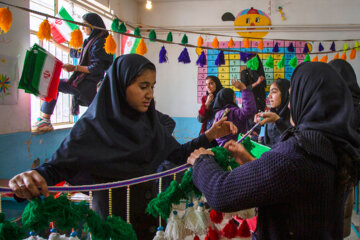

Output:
xmin=33 ymin=12 xmax=114 ymax=132
xmin=187 ymin=62 xmax=360 ymax=239
xmin=198 ymin=75 xmax=223 ymax=134
xmin=9 ymin=54 xmax=237 ymax=239
xmin=255 ymin=78 xmax=291 ymax=147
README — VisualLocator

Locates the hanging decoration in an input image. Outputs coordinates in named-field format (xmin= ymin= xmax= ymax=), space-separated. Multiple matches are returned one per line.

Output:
xmin=178 ymin=48 xmax=191 ymax=63
xmin=320 ymin=55 xmax=328 ymax=63
xmin=0 ymin=7 xmax=12 ymax=33
xmin=181 ymin=34 xmax=188 ymax=45
xmin=318 ymin=42 xmax=324 ymax=52
xmin=104 ymin=34 xmax=117 ymax=54
xmin=311 ymin=56 xmax=318 ymax=62
xmin=237 ymin=220 xmax=252 ymax=239
xmin=209 ymin=209 xmax=223 ymax=224
xmin=212 ymin=37 xmax=219 ymax=48
xmin=287 ymin=42 xmax=295 ymax=52
xmin=111 ymin=18 xmax=120 ymax=32
xmin=258 ymin=39 xmax=264 ymax=50
xmin=333 ymin=52 xmax=339 ymax=60
xmin=166 ymin=32 xmax=173 ymax=42
xmin=330 ymin=41 xmax=336 ymax=51
xmin=350 ymin=48 xmax=356 ymax=60
xmin=69 ymin=29 xmax=83 ymax=49
xmin=304 ymin=53 xmax=311 ymax=62
xmin=164 ymin=211 xmax=185 ymax=240
xmin=196 ymin=50 xmax=207 ymax=67
xmin=264 ymin=54 xmax=274 ymax=68
xmin=277 ymin=55 xmax=285 ymax=69
xmin=341 ymin=52 xmax=347 ymax=60
xmin=149 ymin=29 xmax=157 ymax=42
xmin=289 ymin=56 xmax=297 ymax=68
xmin=220 ymin=219 xmax=238 ymax=238
xmin=197 ymin=36 xmax=204 ymax=47
xmin=159 ymin=45 xmax=168 ymax=63
xmin=119 ymin=22 xmax=127 ymax=33
xmin=344 ymin=43 xmax=349 ymax=53
xmin=37 ymin=19 xmax=51 ymax=41
xmin=215 ymin=50 xmax=225 ymax=66
xmin=243 ymin=38 xmax=250 ymax=48
xmin=272 ymin=42 xmax=279 ymax=53
xmin=133 ymin=27 xmax=141 ymax=37
xmin=240 ymin=52 xmax=253 ymax=63
xmin=355 ymin=41 xmax=359 ymax=51
xmin=303 ymin=44 xmax=310 ymax=54
xmin=228 ymin=37 xmax=234 ymax=48
xmin=136 ymin=38 xmax=147 ymax=55
xmin=246 ymin=55 xmax=259 ymax=70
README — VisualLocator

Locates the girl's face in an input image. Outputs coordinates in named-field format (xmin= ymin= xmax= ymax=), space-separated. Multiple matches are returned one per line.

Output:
xmin=126 ymin=69 xmax=156 ymax=113
xmin=206 ymin=78 xmax=216 ymax=94
xmin=82 ymin=21 xmax=92 ymax=36
xmin=269 ymin=82 xmax=282 ymax=108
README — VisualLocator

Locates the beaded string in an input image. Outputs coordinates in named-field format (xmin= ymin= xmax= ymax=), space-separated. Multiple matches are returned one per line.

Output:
xmin=109 ymin=188 xmax=112 ymax=217
xmin=89 ymin=191 xmax=93 ymax=209
xmin=158 ymin=177 xmax=162 ymax=227
xmin=126 ymin=185 xmax=130 ymax=223
xmin=173 ymin=173 xmax=176 ymax=181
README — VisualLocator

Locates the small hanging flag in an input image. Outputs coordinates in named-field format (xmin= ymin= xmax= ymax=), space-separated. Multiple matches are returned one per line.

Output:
xmin=265 ymin=55 xmax=274 ymax=68
xmin=228 ymin=37 xmax=234 ymax=48
xmin=318 ymin=42 xmax=324 ymax=52
xmin=341 ymin=53 xmax=347 ymax=60
xmin=343 ymin=43 xmax=349 ymax=53
xmin=196 ymin=50 xmax=207 ymax=67
xmin=37 ymin=19 xmax=51 ymax=41
xmin=287 ymin=42 xmax=295 ymax=52
xmin=181 ymin=34 xmax=188 ymax=45
xmin=212 ymin=37 xmax=219 ymax=48
xmin=272 ymin=42 xmax=279 ymax=53
xmin=215 ymin=50 xmax=225 ymax=66
xmin=354 ymin=41 xmax=359 ymax=51
xmin=330 ymin=41 xmax=336 ymax=51
xmin=69 ymin=29 xmax=83 ymax=49
xmin=0 ymin=7 xmax=12 ymax=33
xmin=320 ymin=55 xmax=328 ymax=63
xmin=178 ymin=48 xmax=191 ymax=63
xmin=350 ymin=48 xmax=356 ymax=60
xmin=111 ymin=18 xmax=120 ymax=32
xmin=303 ymin=44 xmax=310 ymax=54
xmin=240 ymin=52 xmax=253 ymax=63
xmin=311 ymin=56 xmax=318 ymax=62
xmin=159 ymin=46 xmax=168 ymax=63
xmin=119 ymin=22 xmax=127 ymax=33
xmin=166 ymin=32 xmax=173 ymax=42
xmin=333 ymin=52 xmax=339 ymax=60
xmin=289 ymin=56 xmax=297 ymax=68
xmin=134 ymin=27 xmax=141 ymax=37
xmin=247 ymin=56 xmax=259 ymax=71
xmin=258 ymin=39 xmax=264 ymax=50
xmin=148 ymin=30 xmax=156 ymax=42
xmin=304 ymin=53 xmax=311 ymax=62
xmin=104 ymin=34 xmax=117 ymax=54
xmin=136 ymin=38 xmax=147 ymax=55
xmin=243 ymin=38 xmax=250 ymax=48
xmin=197 ymin=36 xmax=204 ymax=47
xmin=277 ymin=55 xmax=285 ymax=69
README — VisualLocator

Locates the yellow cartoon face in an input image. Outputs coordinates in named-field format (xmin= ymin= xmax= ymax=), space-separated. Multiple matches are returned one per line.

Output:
xmin=234 ymin=8 xmax=271 ymax=39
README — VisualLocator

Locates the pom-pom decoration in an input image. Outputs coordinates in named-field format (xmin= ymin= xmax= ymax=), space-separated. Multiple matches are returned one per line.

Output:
xmin=228 ymin=37 xmax=234 ymax=48
xmin=196 ymin=50 xmax=207 ymax=67
xmin=311 ymin=56 xmax=318 ymax=62
xmin=264 ymin=54 xmax=274 ymax=68
xmin=166 ymin=32 xmax=173 ymax=42
xmin=149 ymin=29 xmax=156 ymax=42
xmin=159 ymin=46 xmax=168 ymax=63
xmin=69 ymin=29 xmax=83 ymax=49
xmin=318 ymin=42 xmax=324 ymax=52
xmin=0 ymin=7 xmax=13 ymax=34
xmin=243 ymin=38 xmax=250 ymax=48
xmin=287 ymin=42 xmax=295 ymax=52
xmin=258 ymin=39 xmax=264 ymax=50
xmin=304 ymin=53 xmax=311 ymax=62
xmin=215 ymin=50 xmax=225 ymax=66
xmin=341 ymin=52 xmax=347 ymax=60
xmin=320 ymin=55 xmax=328 ymax=63
xmin=289 ymin=56 xmax=297 ymax=68
xmin=104 ymin=34 xmax=117 ymax=54
xmin=350 ymin=48 xmax=356 ymax=60
xmin=272 ymin=42 xmax=279 ymax=53
xmin=178 ymin=47 xmax=191 ymax=64
xmin=330 ymin=41 xmax=336 ymax=51
xmin=37 ymin=19 xmax=51 ymax=41
xmin=277 ymin=55 xmax=285 ymax=69
xmin=333 ymin=52 xmax=339 ymax=60
xmin=197 ymin=36 xmax=204 ymax=47
xmin=136 ymin=38 xmax=147 ymax=55
xmin=212 ymin=37 xmax=219 ymax=48
xmin=181 ymin=34 xmax=188 ymax=45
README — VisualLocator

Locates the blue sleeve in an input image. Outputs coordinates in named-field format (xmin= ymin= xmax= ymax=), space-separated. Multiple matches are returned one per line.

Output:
xmin=70 ymin=48 xmax=81 ymax=58
xmin=87 ymin=38 xmax=114 ymax=75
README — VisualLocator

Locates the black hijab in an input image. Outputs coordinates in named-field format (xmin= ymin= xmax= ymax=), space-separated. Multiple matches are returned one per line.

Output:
xmin=288 ymin=62 xmax=360 ymax=161
xmin=206 ymin=75 xmax=223 ymax=116
xmin=50 ymin=54 xmax=180 ymax=180
xmin=213 ymin=88 xmax=237 ymax=112
xmin=270 ymin=78 xmax=290 ymax=120
xmin=82 ymin=13 xmax=108 ymax=45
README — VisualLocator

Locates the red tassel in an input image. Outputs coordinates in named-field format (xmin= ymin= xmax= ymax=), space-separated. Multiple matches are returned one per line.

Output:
xmin=210 ymin=209 xmax=223 ymax=224
xmin=205 ymin=227 xmax=220 ymax=240
xmin=194 ymin=235 xmax=200 ymax=240
xmin=237 ymin=219 xmax=251 ymax=237
xmin=221 ymin=219 xmax=238 ymax=238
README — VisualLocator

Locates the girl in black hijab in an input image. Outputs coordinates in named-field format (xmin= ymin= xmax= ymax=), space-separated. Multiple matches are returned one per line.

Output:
xmin=255 ymin=78 xmax=291 ymax=147
xmin=9 ymin=54 xmax=237 ymax=239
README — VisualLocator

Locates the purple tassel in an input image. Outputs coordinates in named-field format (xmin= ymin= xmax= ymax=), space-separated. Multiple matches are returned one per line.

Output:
xmin=196 ymin=51 xmax=207 ymax=67
xmin=330 ymin=41 xmax=336 ymax=51
xmin=159 ymin=46 xmax=168 ymax=63
xmin=240 ymin=52 xmax=253 ymax=63
xmin=215 ymin=51 xmax=225 ymax=66
xmin=318 ymin=42 xmax=324 ymax=52
xmin=178 ymin=48 xmax=191 ymax=64
xmin=272 ymin=42 xmax=279 ymax=52
xmin=287 ymin=43 xmax=295 ymax=52
xmin=303 ymin=43 xmax=309 ymax=53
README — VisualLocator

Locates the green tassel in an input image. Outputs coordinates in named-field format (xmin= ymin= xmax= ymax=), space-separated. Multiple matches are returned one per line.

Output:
xmin=264 ymin=55 xmax=274 ymax=68
xmin=86 ymin=211 xmax=111 ymax=240
xmin=277 ymin=55 xmax=285 ymax=69
xmin=304 ymin=53 xmax=311 ymax=62
xmin=22 ymin=197 xmax=49 ymax=232
xmin=133 ymin=27 xmax=141 ymax=37
xmin=289 ymin=56 xmax=298 ymax=68
xmin=148 ymin=29 xmax=156 ymax=42
xmin=246 ymin=56 xmax=259 ymax=71
xmin=111 ymin=18 xmax=120 ymax=32
xmin=166 ymin=32 xmax=173 ymax=42
xmin=118 ymin=22 xmax=127 ymax=33
xmin=179 ymin=169 xmax=202 ymax=197
xmin=106 ymin=216 xmax=137 ymax=240
xmin=181 ymin=34 xmax=188 ymax=45
xmin=344 ymin=43 xmax=349 ymax=53
xmin=354 ymin=41 xmax=359 ymax=51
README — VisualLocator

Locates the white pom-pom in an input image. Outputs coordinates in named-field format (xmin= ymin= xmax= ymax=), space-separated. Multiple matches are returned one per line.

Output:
xmin=165 ymin=211 xmax=185 ymax=240
xmin=153 ymin=226 xmax=167 ymax=240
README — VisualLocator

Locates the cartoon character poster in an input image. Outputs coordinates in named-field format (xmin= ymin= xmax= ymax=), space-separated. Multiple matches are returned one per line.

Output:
xmin=0 ymin=55 xmax=18 ymax=104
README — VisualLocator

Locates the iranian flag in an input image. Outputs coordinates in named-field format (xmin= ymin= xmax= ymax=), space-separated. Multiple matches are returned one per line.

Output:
xmin=122 ymin=30 xmax=141 ymax=54
xmin=50 ymin=7 xmax=79 ymax=44
xmin=19 ymin=44 xmax=63 ymax=102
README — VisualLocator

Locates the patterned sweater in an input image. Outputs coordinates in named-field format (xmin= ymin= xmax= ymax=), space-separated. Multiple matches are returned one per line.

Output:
xmin=193 ymin=131 xmax=345 ymax=240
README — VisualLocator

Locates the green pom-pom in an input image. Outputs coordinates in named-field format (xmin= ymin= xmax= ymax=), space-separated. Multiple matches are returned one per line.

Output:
xmin=111 ymin=18 xmax=120 ymax=32
xmin=118 ymin=22 xmax=127 ymax=33
xmin=354 ymin=41 xmax=359 ymax=50
xmin=148 ymin=30 xmax=156 ymax=42
xmin=344 ymin=43 xmax=349 ymax=53
xmin=211 ymin=146 xmax=239 ymax=171
xmin=304 ymin=53 xmax=311 ymax=62
xmin=86 ymin=211 xmax=111 ymax=240
xmin=22 ymin=198 xmax=49 ymax=232
xmin=246 ymin=56 xmax=259 ymax=71
xmin=264 ymin=55 xmax=274 ymax=68
xmin=106 ymin=215 xmax=137 ymax=240
xmin=277 ymin=55 xmax=285 ymax=69
xmin=0 ymin=220 xmax=26 ymax=240
xmin=181 ymin=34 xmax=188 ymax=45
xmin=133 ymin=27 xmax=141 ymax=37
xmin=179 ymin=169 xmax=202 ymax=197
xmin=289 ymin=56 xmax=298 ymax=68
xmin=166 ymin=32 xmax=173 ymax=42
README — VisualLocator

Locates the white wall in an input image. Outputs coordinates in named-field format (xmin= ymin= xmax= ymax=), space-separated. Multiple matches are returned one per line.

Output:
xmin=110 ymin=0 xmax=138 ymax=24
xmin=0 ymin=0 xmax=30 ymax=134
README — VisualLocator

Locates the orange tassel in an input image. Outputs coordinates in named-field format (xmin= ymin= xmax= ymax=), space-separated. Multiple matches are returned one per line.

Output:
xmin=0 ymin=7 xmax=12 ymax=34
xmin=258 ymin=39 xmax=264 ymax=50
xmin=228 ymin=37 xmax=234 ymax=48
xmin=37 ymin=19 xmax=51 ymax=41
xmin=104 ymin=34 xmax=117 ymax=54
xmin=311 ymin=56 xmax=318 ymax=62
xmin=243 ymin=38 xmax=250 ymax=48
xmin=341 ymin=53 xmax=347 ymax=60
xmin=333 ymin=53 xmax=339 ymax=60
xmin=197 ymin=36 xmax=204 ymax=47
xmin=320 ymin=55 xmax=328 ymax=63
xmin=212 ymin=37 xmax=219 ymax=48
xmin=350 ymin=49 xmax=356 ymax=60
xmin=70 ymin=29 xmax=83 ymax=49
xmin=136 ymin=38 xmax=147 ymax=55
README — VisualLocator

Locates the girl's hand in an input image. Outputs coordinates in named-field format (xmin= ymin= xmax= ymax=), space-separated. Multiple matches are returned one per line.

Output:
xmin=8 ymin=170 xmax=49 ymax=199
xmin=224 ymin=140 xmax=255 ymax=165
xmin=254 ymin=112 xmax=280 ymax=126
xmin=62 ymin=64 xmax=76 ymax=72
xmin=187 ymin=148 xmax=214 ymax=165
xmin=205 ymin=117 xmax=238 ymax=142
xmin=205 ymin=93 xmax=214 ymax=109
xmin=231 ymin=79 xmax=246 ymax=90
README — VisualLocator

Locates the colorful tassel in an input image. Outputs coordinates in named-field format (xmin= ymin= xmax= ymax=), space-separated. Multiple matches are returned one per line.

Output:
xmin=0 ymin=7 xmax=12 ymax=33
xmin=159 ymin=46 xmax=168 ymax=63
xmin=166 ymin=32 xmax=173 ymax=42
xmin=228 ymin=37 xmax=234 ymax=48
xmin=119 ymin=22 xmax=127 ymax=33
xmin=304 ymin=53 xmax=311 ymax=62
xmin=153 ymin=226 xmax=167 ymax=240
xmin=194 ymin=202 xmax=211 ymax=235
xmin=215 ymin=51 xmax=225 ymax=66
xmin=311 ymin=56 xmax=318 ymax=62
xmin=350 ymin=48 xmax=356 ymax=60
xmin=344 ymin=43 xmax=349 ymax=53
xmin=165 ymin=211 xmax=185 ymax=240
xmin=287 ymin=43 xmax=295 ymax=52
xmin=303 ymin=43 xmax=310 ymax=54
xmin=264 ymin=55 xmax=274 ymax=68
xmin=37 ymin=19 xmax=51 ymax=41
xmin=197 ymin=36 xmax=204 ymax=47
xmin=212 ymin=37 xmax=219 ymax=48
xmin=258 ymin=39 xmax=264 ymax=50
xmin=272 ymin=42 xmax=279 ymax=53
xmin=181 ymin=34 xmax=188 ymax=45
xmin=289 ymin=56 xmax=297 ymax=68
xmin=333 ymin=52 xmax=339 ymax=60
xmin=247 ymin=55 xmax=259 ymax=71
xmin=104 ymin=34 xmax=116 ymax=54
xmin=149 ymin=29 xmax=156 ymax=42
xmin=221 ymin=219 xmax=238 ymax=239
xmin=237 ymin=220 xmax=251 ymax=239
xmin=69 ymin=29 xmax=83 ymax=49
xmin=240 ymin=52 xmax=253 ymax=63
xmin=136 ymin=38 xmax=147 ymax=55
xmin=243 ymin=38 xmax=250 ymax=48
xmin=341 ymin=53 xmax=347 ymax=60
xmin=178 ymin=48 xmax=191 ymax=63
xmin=320 ymin=55 xmax=328 ymax=63
xmin=183 ymin=203 xmax=197 ymax=232
xmin=277 ymin=55 xmax=285 ymax=69
xmin=205 ymin=227 xmax=220 ymax=240
xmin=318 ymin=42 xmax=324 ymax=52
xmin=133 ymin=27 xmax=141 ymax=37
xmin=355 ymin=41 xmax=359 ymax=51
xmin=111 ymin=18 xmax=119 ymax=32
xmin=330 ymin=41 xmax=336 ymax=51
xmin=209 ymin=210 xmax=223 ymax=224
xmin=196 ymin=50 xmax=207 ymax=67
